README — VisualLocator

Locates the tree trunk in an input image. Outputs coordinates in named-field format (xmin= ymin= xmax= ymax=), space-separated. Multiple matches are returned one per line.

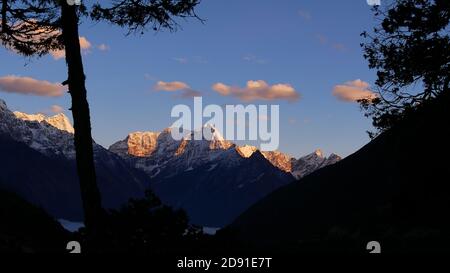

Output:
xmin=1 ymin=0 xmax=8 ymax=33
xmin=60 ymin=3 xmax=104 ymax=234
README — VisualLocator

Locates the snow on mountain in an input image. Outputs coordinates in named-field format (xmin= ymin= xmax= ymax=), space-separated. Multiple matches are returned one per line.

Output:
xmin=43 ymin=114 xmax=75 ymax=134
xmin=110 ymin=125 xmax=341 ymax=180
xmin=236 ymin=145 xmax=258 ymax=158
xmin=11 ymin=112 xmax=46 ymax=122
xmin=0 ymin=98 xmax=148 ymax=221
xmin=237 ymin=146 xmax=292 ymax=172
xmin=325 ymin=153 xmax=342 ymax=165
xmin=0 ymin=100 xmax=76 ymax=158
xmin=13 ymin=111 xmax=75 ymax=134
xmin=0 ymin=98 xmax=150 ymax=177
xmin=235 ymin=145 xmax=340 ymax=178
xmin=111 ymin=125 xmax=240 ymax=179
xmin=262 ymin=150 xmax=293 ymax=173
xmin=111 ymin=128 xmax=177 ymax=158
xmin=239 ymin=147 xmax=341 ymax=179
xmin=110 ymin=131 xmax=160 ymax=157
xmin=291 ymin=149 xmax=342 ymax=179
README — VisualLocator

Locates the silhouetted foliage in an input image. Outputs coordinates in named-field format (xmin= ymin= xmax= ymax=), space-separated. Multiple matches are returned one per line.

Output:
xmin=0 ymin=0 xmax=62 ymax=57
xmin=90 ymin=0 xmax=202 ymax=33
xmin=0 ymin=0 xmax=201 ymax=241
xmin=0 ymin=190 xmax=68 ymax=253
xmin=361 ymin=0 xmax=450 ymax=136
xmin=75 ymin=190 xmax=206 ymax=253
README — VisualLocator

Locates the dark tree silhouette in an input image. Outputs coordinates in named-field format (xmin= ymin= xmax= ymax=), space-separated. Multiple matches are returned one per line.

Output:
xmin=75 ymin=190 xmax=205 ymax=253
xmin=361 ymin=0 xmax=450 ymax=136
xmin=0 ymin=0 xmax=201 ymax=239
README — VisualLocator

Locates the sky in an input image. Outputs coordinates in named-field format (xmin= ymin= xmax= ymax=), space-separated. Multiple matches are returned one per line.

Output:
xmin=0 ymin=0 xmax=381 ymax=158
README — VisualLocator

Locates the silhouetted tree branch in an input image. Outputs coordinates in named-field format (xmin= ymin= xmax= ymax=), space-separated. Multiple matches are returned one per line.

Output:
xmin=90 ymin=0 xmax=203 ymax=34
xmin=361 ymin=0 xmax=450 ymax=136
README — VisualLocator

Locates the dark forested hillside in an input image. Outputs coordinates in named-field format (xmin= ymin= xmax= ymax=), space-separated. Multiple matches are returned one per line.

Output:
xmin=0 ymin=190 xmax=68 ymax=253
xmin=230 ymin=93 xmax=450 ymax=253
xmin=0 ymin=136 xmax=148 ymax=221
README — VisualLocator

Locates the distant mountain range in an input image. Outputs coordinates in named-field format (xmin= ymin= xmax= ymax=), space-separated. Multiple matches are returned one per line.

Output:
xmin=109 ymin=126 xmax=341 ymax=226
xmin=0 ymin=98 xmax=341 ymax=227
xmin=109 ymin=127 xmax=341 ymax=180
xmin=0 ymin=99 xmax=148 ymax=221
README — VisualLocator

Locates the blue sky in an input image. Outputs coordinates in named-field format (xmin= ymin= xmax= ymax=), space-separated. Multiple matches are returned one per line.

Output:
xmin=0 ymin=0 xmax=380 ymax=158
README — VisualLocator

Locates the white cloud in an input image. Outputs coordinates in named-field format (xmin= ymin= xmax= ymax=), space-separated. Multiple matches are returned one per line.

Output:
xmin=315 ymin=34 xmax=328 ymax=45
xmin=51 ymin=36 xmax=92 ymax=60
xmin=97 ymin=44 xmax=110 ymax=51
xmin=298 ymin=9 xmax=312 ymax=20
xmin=155 ymin=81 xmax=190 ymax=91
xmin=79 ymin=37 xmax=91 ymax=50
xmin=0 ymin=75 xmax=64 ymax=97
xmin=243 ymin=54 xmax=267 ymax=64
xmin=332 ymin=43 xmax=346 ymax=52
xmin=315 ymin=34 xmax=346 ymax=52
xmin=154 ymin=81 xmax=201 ymax=98
xmin=212 ymin=80 xmax=300 ymax=102
xmin=50 ymin=105 xmax=65 ymax=114
xmin=172 ymin=57 xmax=188 ymax=64
xmin=172 ymin=56 xmax=208 ymax=64
xmin=333 ymin=79 xmax=378 ymax=102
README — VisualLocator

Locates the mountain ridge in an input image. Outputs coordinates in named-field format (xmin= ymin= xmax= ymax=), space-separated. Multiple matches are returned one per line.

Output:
xmin=109 ymin=128 xmax=341 ymax=180
xmin=107 ymin=125 xmax=342 ymax=227
xmin=0 ymin=99 xmax=148 ymax=221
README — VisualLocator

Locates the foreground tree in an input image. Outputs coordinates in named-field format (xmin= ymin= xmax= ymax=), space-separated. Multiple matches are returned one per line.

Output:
xmin=74 ymin=190 xmax=205 ymax=253
xmin=1 ymin=0 xmax=201 ymax=241
xmin=361 ymin=0 xmax=450 ymax=136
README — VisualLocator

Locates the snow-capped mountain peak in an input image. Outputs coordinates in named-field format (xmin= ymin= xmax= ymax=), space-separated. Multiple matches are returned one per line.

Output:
xmin=125 ymin=131 xmax=160 ymax=157
xmin=314 ymin=149 xmax=324 ymax=158
xmin=45 ymin=113 xmax=74 ymax=134
xmin=0 ymin=101 xmax=75 ymax=158
xmin=109 ymin=124 xmax=341 ymax=180
xmin=177 ymin=125 xmax=233 ymax=153
xmin=182 ymin=124 xmax=227 ymax=143
xmin=203 ymin=123 xmax=225 ymax=141
xmin=236 ymin=145 xmax=258 ymax=158
xmin=290 ymin=149 xmax=341 ymax=179
xmin=13 ymin=111 xmax=74 ymax=134
xmin=13 ymin=112 xmax=46 ymax=122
